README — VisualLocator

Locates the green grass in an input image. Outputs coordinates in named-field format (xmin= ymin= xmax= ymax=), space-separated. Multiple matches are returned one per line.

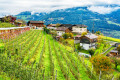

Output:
xmin=104 ymin=47 xmax=115 ymax=55
xmin=101 ymin=35 xmax=120 ymax=42
xmin=0 ymin=22 xmax=15 ymax=28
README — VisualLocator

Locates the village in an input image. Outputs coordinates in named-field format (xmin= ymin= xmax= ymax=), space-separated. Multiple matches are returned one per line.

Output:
xmin=0 ymin=15 xmax=120 ymax=80
xmin=0 ymin=15 xmax=120 ymax=59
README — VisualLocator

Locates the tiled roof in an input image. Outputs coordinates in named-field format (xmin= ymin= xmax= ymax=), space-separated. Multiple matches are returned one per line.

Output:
xmin=73 ymin=24 xmax=87 ymax=28
xmin=56 ymin=27 xmax=68 ymax=31
xmin=47 ymin=24 xmax=56 ymax=27
xmin=29 ymin=21 xmax=44 ymax=23
xmin=110 ymin=50 xmax=118 ymax=53
xmin=85 ymin=33 xmax=98 ymax=39
xmin=60 ymin=24 xmax=73 ymax=28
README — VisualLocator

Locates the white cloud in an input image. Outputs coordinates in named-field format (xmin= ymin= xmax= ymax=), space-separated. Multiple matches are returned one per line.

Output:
xmin=88 ymin=6 xmax=120 ymax=14
xmin=0 ymin=0 xmax=120 ymax=16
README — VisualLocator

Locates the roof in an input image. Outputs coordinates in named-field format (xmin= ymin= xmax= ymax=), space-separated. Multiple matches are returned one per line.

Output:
xmin=29 ymin=21 xmax=44 ymax=24
xmin=60 ymin=24 xmax=73 ymax=28
xmin=85 ymin=33 xmax=98 ymax=39
xmin=73 ymin=24 xmax=87 ymax=28
xmin=110 ymin=50 xmax=118 ymax=53
xmin=115 ymin=43 xmax=120 ymax=47
xmin=56 ymin=27 xmax=68 ymax=31
xmin=47 ymin=24 xmax=56 ymax=27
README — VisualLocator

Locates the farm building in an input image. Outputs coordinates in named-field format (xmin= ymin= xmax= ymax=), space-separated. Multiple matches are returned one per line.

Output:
xmin=80 ymin=33 xmax=98 ymax=50
xmin=47 ymin=24 xmax=57 ymax=30
xmin=56 ymin=27 xmax=71 ymax=36
xmin=110 ymin=50 xmax=118 ymax=56
xmin=72 ymin=24 xmax=87 ymax=34
xmin=114 ymin=43 xmax=120 ymax=47
xmin=59 ymin=24 xmax=73 ymax=31
xmin=15 ymin=22 xmax=22 ymax=27
xmin=27 ymin=21 xmax=44 ymax=29
xmin=74 ymin=35 xmax=81 ymax=44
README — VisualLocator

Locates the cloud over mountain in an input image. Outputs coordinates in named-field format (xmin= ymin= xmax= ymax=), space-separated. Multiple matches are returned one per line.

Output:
xmin=0 ymin=0 xmax=120 ymax=16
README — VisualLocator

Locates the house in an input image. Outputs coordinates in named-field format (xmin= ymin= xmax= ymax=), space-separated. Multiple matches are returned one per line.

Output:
xmin=114 ymin=43 xmax=120 ymax=47
xmin=15 ymin=22 xmax=22 ymax=27
xmin=80 ymin=33 xmax=98 ymax=50
xmin=47 ymin=24 xmax=57 ymax=30
xmin=72 ymin=24 xmax=87 ymax=34
xmin=27 ymin=21 xmax=44 ymax=29
xmin=59 ymin=24 xmax=73 ymax=31
xmin=56 ymin=27 xmax=71 ymax=36
xmin=110 ymin=50 xmax=118 ymax=56
xmin=74 ymin=35 xmax=81 ymax=44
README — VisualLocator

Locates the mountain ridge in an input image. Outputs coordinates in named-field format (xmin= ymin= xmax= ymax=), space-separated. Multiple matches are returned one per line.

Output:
xmin=15 ymin=6 xmax=120 ymax=38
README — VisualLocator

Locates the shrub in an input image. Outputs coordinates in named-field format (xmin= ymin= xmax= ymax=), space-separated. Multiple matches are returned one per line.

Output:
xmin=62 ymin=33 xmax=69 ymax=39
xmin=43 ymin=27 xmax=50 ymax=34
xmin=62 ymin=33 xmax=73 ymax=39
xmin=76 ymin=44 xmax=82 ymax=51
xmin=81 ymin=32 xmax=87 ymax=36
xmin=88 ymin=48 xmax=95 ymax=56
xmin=90 ymin=54 xmax=113 ymax=74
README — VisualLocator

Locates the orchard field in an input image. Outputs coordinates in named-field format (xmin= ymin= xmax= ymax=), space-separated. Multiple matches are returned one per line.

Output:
xmin=0 ymin=30 xmax=95 ymax=80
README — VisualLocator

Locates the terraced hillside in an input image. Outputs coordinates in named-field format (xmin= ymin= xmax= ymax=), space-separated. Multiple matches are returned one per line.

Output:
xmin=0 ymin=30 xmax=94 ymax=80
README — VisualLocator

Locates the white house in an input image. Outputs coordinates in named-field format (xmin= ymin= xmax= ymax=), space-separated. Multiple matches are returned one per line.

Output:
xmin=47 ymin=24 xmax=57 ymax=30
xmin=56 ymin=27 xmax=71 ymax=36
xmin=72 ymin=24 xmax=87 ymax=34
xmin=80 ymin=33 xmax=98 ymax=50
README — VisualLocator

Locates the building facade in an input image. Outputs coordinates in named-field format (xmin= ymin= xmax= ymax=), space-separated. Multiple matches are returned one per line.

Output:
xmin=56 ymin=27 xmax=71 ymax=36
xmin=80 ymin=33 xmax=98 ymax=50
xmin=27 ymin=21 xmax=44 ymax=29
xmin=47 ymin=24 xmax=57 ymax=30
xmin=72 ymin=24 xmax=87 ymax=34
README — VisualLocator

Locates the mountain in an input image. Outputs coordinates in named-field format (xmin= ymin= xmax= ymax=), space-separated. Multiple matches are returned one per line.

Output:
xmin=15 ymin=6 xmax=120 ymax=38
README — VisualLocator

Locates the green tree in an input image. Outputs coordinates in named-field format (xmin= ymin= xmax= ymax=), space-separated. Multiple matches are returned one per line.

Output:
xmin=88 ymin=48 xmax=95 ymax=56
xmin=81 ymin=32 xmax=87 ymax=36
xmin=56 ymin=23 xmax=61 ymax=27
xmin=43 ymin=27 xmax=50 ymax=34
xmin=3 ymin=16 xmax=10 ymax=22
xmin=111 ymin=57 xmax=120 ymax=69
xmin=96 ymin=31 xmax=101 ymax=35
xmin=62 ymin=33 xmax=69 ymax=39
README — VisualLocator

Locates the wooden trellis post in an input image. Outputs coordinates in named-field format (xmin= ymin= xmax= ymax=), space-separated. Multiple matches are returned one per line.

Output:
xmin=55 ymin=70 xmax=57 ymax=80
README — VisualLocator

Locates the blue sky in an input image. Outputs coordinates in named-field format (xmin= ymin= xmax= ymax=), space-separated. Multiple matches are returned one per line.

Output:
xmin=0 ymin=0 xmax=120 ymax=16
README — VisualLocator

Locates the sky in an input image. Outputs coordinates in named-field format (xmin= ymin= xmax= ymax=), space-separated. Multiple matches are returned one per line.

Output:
xmin=0 ymin=0 xmax=120 ymax=16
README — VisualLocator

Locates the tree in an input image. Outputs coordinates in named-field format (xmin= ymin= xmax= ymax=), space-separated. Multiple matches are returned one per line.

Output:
xmin=43 ymin=27 xmax=50 ymax=34
xmin=117 ymin=45 xmax=120 ymax=54
xmin=15 ymin=19 xmax=26 ymax=26
xmin=81 ymin=32 xmax=87 ymax=36
xmin=62 ymin=33 xmax=69 ymax=39
xmin=3 ymin=16 xmax=10 ymax=22
xmin=96 ymin=31 xmax=101 ymax=35
xmin=69 ymin=33 xmax=73 ymax=38
xmin=88 ymin=48 xmax=95 ymax=56
xmin=111 ymin=57 xmax=120 ymax=69
xmin=90 ymin=54 xmax=112 ymax=74
xmin=56 ymin=23 xmax=61 ymax=27
xmin=76 ymin=44 xmax=82 ymax=51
